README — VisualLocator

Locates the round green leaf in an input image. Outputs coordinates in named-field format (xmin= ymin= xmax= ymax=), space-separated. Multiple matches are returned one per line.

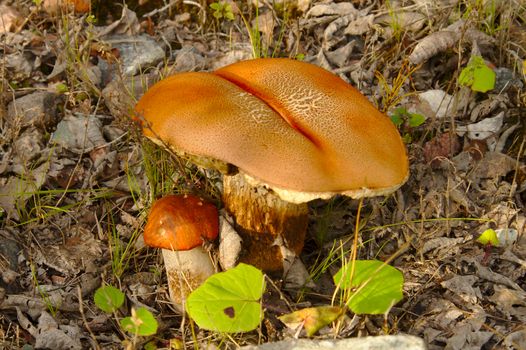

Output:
xmin=408 ymin=113 xmax=425 ymax=128
xmin=94 ymin=286 xmax=125 ymax=313
xmin=333 ymin=260 xmax=404 ymax=315
xmin=186 ymin=263 xmax=265 ymax=333
xmin=477 ymin=228 xmax=499 ymax=246
xmin=120 ymin=307 xmax=158 ymax=336
xmin=471 ymin=63 xmax=496 ymax=92
xmin=459 ymin=55 xmax=496 ymax=93
xmin=390 ymin=114 xmax=403 ymax=127
xmin=55 ymin=83 xmax=68 ymax=94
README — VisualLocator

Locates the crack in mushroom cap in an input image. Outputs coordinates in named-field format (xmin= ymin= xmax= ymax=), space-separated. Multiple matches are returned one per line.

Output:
xmin=135 ymin=58 xmax=409 ymax=198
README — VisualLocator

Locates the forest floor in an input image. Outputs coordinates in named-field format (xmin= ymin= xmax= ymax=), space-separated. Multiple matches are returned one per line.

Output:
xmin=0 ymin=0 xmax=525 ymax=349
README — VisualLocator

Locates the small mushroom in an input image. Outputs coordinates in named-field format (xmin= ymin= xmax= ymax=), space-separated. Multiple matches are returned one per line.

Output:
xmin=135 ymin=58 xmax=408 ymax=275
xmin=143 ymin=194 xmax=218 ymax=309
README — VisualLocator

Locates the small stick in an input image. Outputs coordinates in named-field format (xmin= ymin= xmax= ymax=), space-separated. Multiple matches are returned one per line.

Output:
xmin=77 ymin=286 xmax=101 ymax=350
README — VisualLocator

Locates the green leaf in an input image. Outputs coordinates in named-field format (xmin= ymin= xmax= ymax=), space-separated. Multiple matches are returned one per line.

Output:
xmin=458 ymin=55 xmax=496 ymax=93
xmin=55 ymin=83 xmax=68 ymax=94
xmin=86 ymin=14 xmax=97 ymax=24
xmin=477 ymin=228 xmax=499 ymax=246
xmin=94 ymin=286 xmax=125 ymax=313
xmin=186 ymin=263 xmax=265 ymax=333
xmin=120 ymin=307 xmax=158 ymax=336
xmin=390 ymin=114 xmax=403 ymax=126
xmin=209 ymin=1 xmax=234 ymax=21
xmin=209 ymin=2 xmax=221 ymax=10
xmin=471 ymin=64 xmax=496 ymax=92
xmin=390 ymin=107 xmax=425 ymax=128
xmin=144 ymin=341 xmax=157 ymax=350
xmin=402 ymin=133 xmax=412 ymax=143
xmin=408 ymin=113 xmax=425 ymax=127
xmin=225 ymin=7 xmax=235 ymax=21
xmin=295 ymin=53 xmax=305 ymax=61
xmin=333 ymin=260 xmax=404 ymax=315
xmin=458 ymin=66 xmax=474 ymax=86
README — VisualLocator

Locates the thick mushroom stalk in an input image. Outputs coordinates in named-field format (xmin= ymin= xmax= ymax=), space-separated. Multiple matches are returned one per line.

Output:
xmin=135 ymin=58 xmax=409 ymax=274
xmin=143 ymin=195 xmax=218 ymax=310
xmin=222 ymin=173 xmax=308 ymax=273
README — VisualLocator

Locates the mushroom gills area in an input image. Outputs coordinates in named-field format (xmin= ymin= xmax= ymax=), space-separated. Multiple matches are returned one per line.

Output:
xmin=222 ymin=173 xmax=308 ymax=273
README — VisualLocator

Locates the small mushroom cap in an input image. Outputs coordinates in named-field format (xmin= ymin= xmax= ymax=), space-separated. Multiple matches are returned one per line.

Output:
xmin=135 ymin=58 xmax=408 ymax=198
xmin=143 ymin=195 xmax=219 ymax=251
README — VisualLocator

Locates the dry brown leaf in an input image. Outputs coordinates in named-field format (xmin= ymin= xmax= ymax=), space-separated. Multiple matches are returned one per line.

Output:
xmin=268 ymin=0 xmax=311 ymax=13
xmin=421 ymin=237 xmax=470 ymax=255
xmin=283 ymin=256 xmax=315 ymax=289
xmin=489 ymin=285 xmax=526 ymax=321
xmin=51 ymin=113 xmax=105 ymax=153
xmin=11 ymin=128 xmax=46 ymax=172
xmin=323 ymin=15 xmax=356 ymax=50
xmin=469 ymin=95 xmax=508 ymax=122
xmin=485 ymin=203 xmax=521 ymax=230
xmin=456 ymin=112 xmax=504 ymax=142
xmin=211 ymin=44 xmax=254 ymax=69
xmin=441 ymin=275 xmax=482 ymax=304
xmin=464 ymin=257 xmax=523 ymax=291
xmin=7 ymin=91 xmax=61 ymax=130
xmin=503 ymin=328 xmax=526 ymax=350
xmin=219 ymin=213 xmax=243 ymax=270
xmin=33 ymin=226 xmax=103 ymax=275
xmin=423 ymin=132 xmax=461 ymax=168
xmin=374 ymin=12 xmax=426 ymax=38
xmin=464 ymin=28 xmax=497 ymax=47
xmin=433 ymin=304 xmax=490 ymax=350
xmin=34 ymin=311 xmax=82 ymax=350
xmin=417 ymin=89 xmax=456 ymax=119
xmin=253 ymin=11 xmax=275 ymax=51
xmin=467 ymin=152 xmax=517 ymax=183
xmin=4 ymin=294 xmax=62 ymax=314
xmin=344 ymin=15 xmax=375 ymax=35
xmin=446 ymin=324 xmax=493 ymax=350
xmin=95 ymin=6 xmax=141 ymax=37
xmin=306 ymin=3 xmax=357 ymax=17
xmin=427 ymin=299 xmax=464 ymax=329
xmin=0 ymin=163 xmax=48 ymax=221
xmin=410 ymin=20 xmax=496 ymax=64
xmin=0 ymin=5 xmax=23 ymax=34
xmin=324 ymin=41 xmax=355 ymax=67
xmin=409 ymin=30 xmax=459 ymax=65
xmin=4 ymin=52 xmax=33 ymax=81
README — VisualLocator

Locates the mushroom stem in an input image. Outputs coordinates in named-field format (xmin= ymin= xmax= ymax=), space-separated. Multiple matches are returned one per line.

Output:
xmin=222 ymin=173 xmax=309 ymax=274
xmin=142 ymin=194 xmax=219 ymax=311
xmin=162 ymin=247 xmax=215 ymax=310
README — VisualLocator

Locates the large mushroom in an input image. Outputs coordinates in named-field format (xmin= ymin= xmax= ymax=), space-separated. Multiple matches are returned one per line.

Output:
xmin=135 ymin=58 xmax=408 ymax=275
xmin=143 ymin=194 xmax=218 ymax=309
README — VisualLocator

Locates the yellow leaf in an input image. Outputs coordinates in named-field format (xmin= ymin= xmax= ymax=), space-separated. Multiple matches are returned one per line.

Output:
xmin=477 ymin=228 xmax=499 ymax=246
xmin=278 ymin=306 xmax=344 ymax=337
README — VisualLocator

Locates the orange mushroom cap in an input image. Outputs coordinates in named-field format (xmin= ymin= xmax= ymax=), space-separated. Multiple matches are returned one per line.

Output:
xmin=43 ymin=0 xmax=91 ymax=14
xmin=143 ymin=195 xmax=219 ymax=251
xmin=135 ymin=58 xmax=409 ymax=198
